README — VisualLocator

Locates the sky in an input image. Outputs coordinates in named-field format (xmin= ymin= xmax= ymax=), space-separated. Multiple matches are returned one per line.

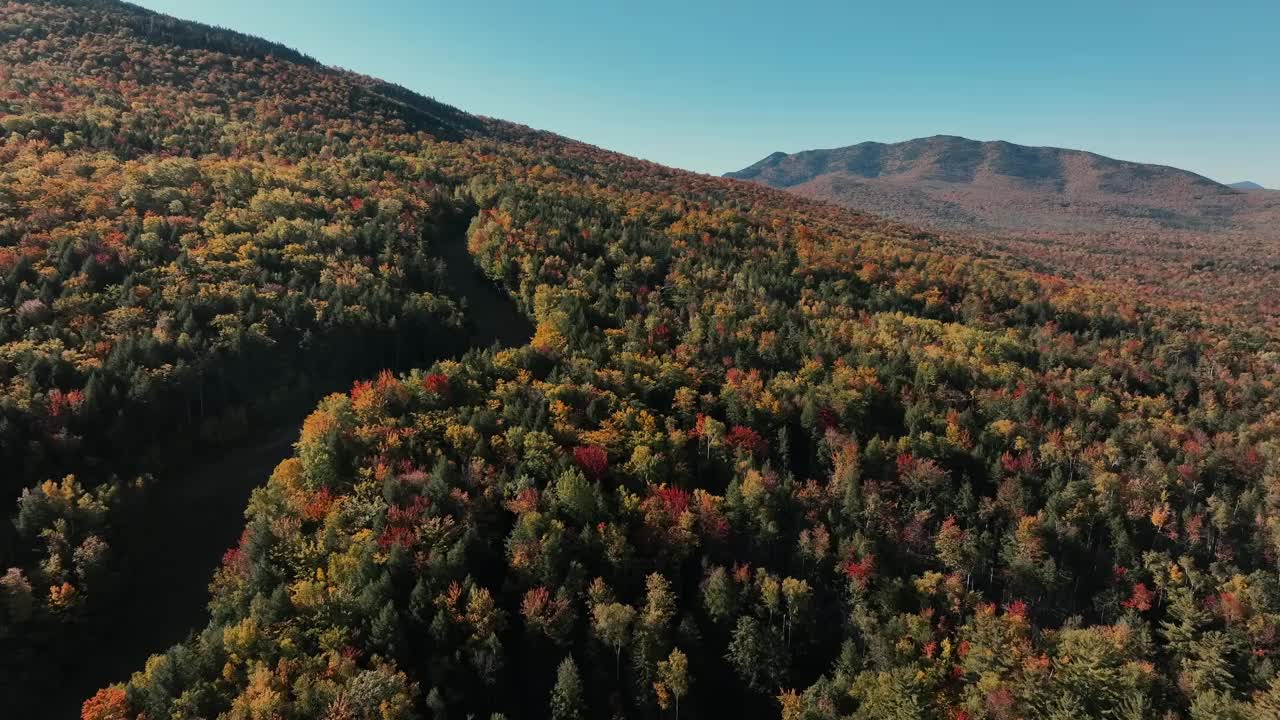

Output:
xmin=132 ymin=0 xmax=1280 ymax=188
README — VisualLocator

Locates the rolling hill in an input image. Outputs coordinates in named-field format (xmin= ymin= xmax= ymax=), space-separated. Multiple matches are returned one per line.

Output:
xmin=2 ymin=3 xmax=1280 ymax=720
xmin=1230 ymin=180 xmax=1268 ymax=190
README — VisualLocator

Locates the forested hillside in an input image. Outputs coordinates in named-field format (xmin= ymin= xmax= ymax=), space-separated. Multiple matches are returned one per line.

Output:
xmin=2 ymin=2 xmax=1280 ymax=719
xmin=0 ymin=0 xmax=485 ymax=704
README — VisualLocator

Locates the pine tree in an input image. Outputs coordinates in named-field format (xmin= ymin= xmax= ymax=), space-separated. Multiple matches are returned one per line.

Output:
xmin=550 ymin=656 xmax=585 ymax=720
xmin=701 ymin=566 xmax=736 ymax=623
xmin=727 ymin=616 xmax=785 ymax=691
xmin=1182 ymin=631 xmax=1237 ymax=698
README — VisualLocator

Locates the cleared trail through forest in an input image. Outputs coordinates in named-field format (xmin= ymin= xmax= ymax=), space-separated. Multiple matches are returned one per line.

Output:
xmin=59 ymin=212 xmax=532 ymax=717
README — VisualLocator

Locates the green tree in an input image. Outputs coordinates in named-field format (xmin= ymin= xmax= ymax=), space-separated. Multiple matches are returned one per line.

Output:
xmin=727 ymin=616 xmax=785 ymax=692
xmin=701 ymin=566 xmax=736 ymax=623
xmin=550 ymin=656 xmax=585 ymax=720
xmin=553 ymin=467 xmax=601 ymax=525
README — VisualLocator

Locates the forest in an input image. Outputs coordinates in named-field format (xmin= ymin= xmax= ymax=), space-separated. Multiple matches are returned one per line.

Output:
xmin=1 ymin=1 xmax=1279 ymax=719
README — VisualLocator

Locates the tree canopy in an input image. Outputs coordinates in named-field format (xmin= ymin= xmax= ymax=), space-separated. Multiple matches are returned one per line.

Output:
xmin=0 ymin=2 xmax=1277 ymax=718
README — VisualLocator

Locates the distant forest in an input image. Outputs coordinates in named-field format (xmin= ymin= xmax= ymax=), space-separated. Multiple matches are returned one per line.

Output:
xmin=729 ymin=138 xmax=1280 ymax=331
xmin=1 ymin=2 xmax=1279 ymax=719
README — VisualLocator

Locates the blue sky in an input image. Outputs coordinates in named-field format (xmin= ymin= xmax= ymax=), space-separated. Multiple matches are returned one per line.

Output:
xmin=133 ymin=0 xmax=1279 ymax=187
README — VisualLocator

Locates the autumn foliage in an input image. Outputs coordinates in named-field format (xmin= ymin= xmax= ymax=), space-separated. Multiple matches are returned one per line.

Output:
xmin=572 ymin=446 xmax=609 ymax=480
xmin=81 ymin=686 xmax=128 ymax=720
xmin=1 ymin=2 xmax=1279 ymax=719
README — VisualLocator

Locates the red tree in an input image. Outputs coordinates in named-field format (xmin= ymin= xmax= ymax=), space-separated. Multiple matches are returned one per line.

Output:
xmin=1121 ymin=583 xmax=1154 ymax=612
xmin=424 ymin=373 xmax=450 ymax=398
xmin=726 ymin=425 xmax=767 ymax=455
xmin=574 ymin=446 xmax=609 ymax=480
xmin=842 ymin=553 xmax=876 ymax=589
xmin=82 ymin=686 xmax=129 ymax=720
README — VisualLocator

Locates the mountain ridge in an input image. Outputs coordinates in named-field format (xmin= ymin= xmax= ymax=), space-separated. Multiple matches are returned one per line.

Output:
xmin=726 ymin=135 xmax=1240 ymax=219
xmin=730 ymin=135 xmax=1233 ymax=187
xmin=726 ymin=134 xmax=1280 ymax=240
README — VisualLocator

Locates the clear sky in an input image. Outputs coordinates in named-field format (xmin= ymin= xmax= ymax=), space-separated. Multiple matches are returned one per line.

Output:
xmin=132 ymin=0 xmax=1279 ymax=187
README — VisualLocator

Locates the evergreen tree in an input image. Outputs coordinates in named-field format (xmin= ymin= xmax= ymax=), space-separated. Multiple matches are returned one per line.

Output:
xmin=550 ymin=656 xmax=585 ymax=720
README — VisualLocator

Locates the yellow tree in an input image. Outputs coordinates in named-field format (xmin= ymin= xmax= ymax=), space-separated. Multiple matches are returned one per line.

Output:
xmin=655 ymin=647 xmax=690 ymax=719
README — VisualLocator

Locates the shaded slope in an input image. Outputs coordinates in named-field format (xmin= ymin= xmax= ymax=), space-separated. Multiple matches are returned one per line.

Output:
xmin=57 ymin=209 xmax=532 ymax=717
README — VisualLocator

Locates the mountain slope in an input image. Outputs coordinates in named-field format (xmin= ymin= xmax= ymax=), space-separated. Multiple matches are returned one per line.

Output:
xmin=729 ymin=136 xmax=1280 ymax=324
xmin=1230 ymin=180 xmax=1267 ymax=190
xmin=3 ymin=4 xmax=1280 ymax=720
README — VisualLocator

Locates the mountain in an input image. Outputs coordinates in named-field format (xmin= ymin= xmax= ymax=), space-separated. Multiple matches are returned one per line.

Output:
xmin=3 ymin=3 xmax=1280 ymax=720
xmin=729 ymin=136 xmax=1280 ymax=320
xmin=1229 ymin=180 xmax=1267 ymax=190
xmin=727 ymin=135 xmax=1261 ymax=234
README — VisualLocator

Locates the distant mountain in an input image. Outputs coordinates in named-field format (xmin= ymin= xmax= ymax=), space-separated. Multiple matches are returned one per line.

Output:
xmin=727 ymin=135 xmax=1274 ymax=237
xmin=1229 ymin=180 xmax=1267 ymax=190
xmin=728 ymin=136 xmax=1280 ymax=324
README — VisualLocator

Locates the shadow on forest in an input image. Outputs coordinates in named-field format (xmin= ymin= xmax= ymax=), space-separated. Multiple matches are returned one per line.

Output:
xmin=51 ymin=208 xmax=532 ymax=717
